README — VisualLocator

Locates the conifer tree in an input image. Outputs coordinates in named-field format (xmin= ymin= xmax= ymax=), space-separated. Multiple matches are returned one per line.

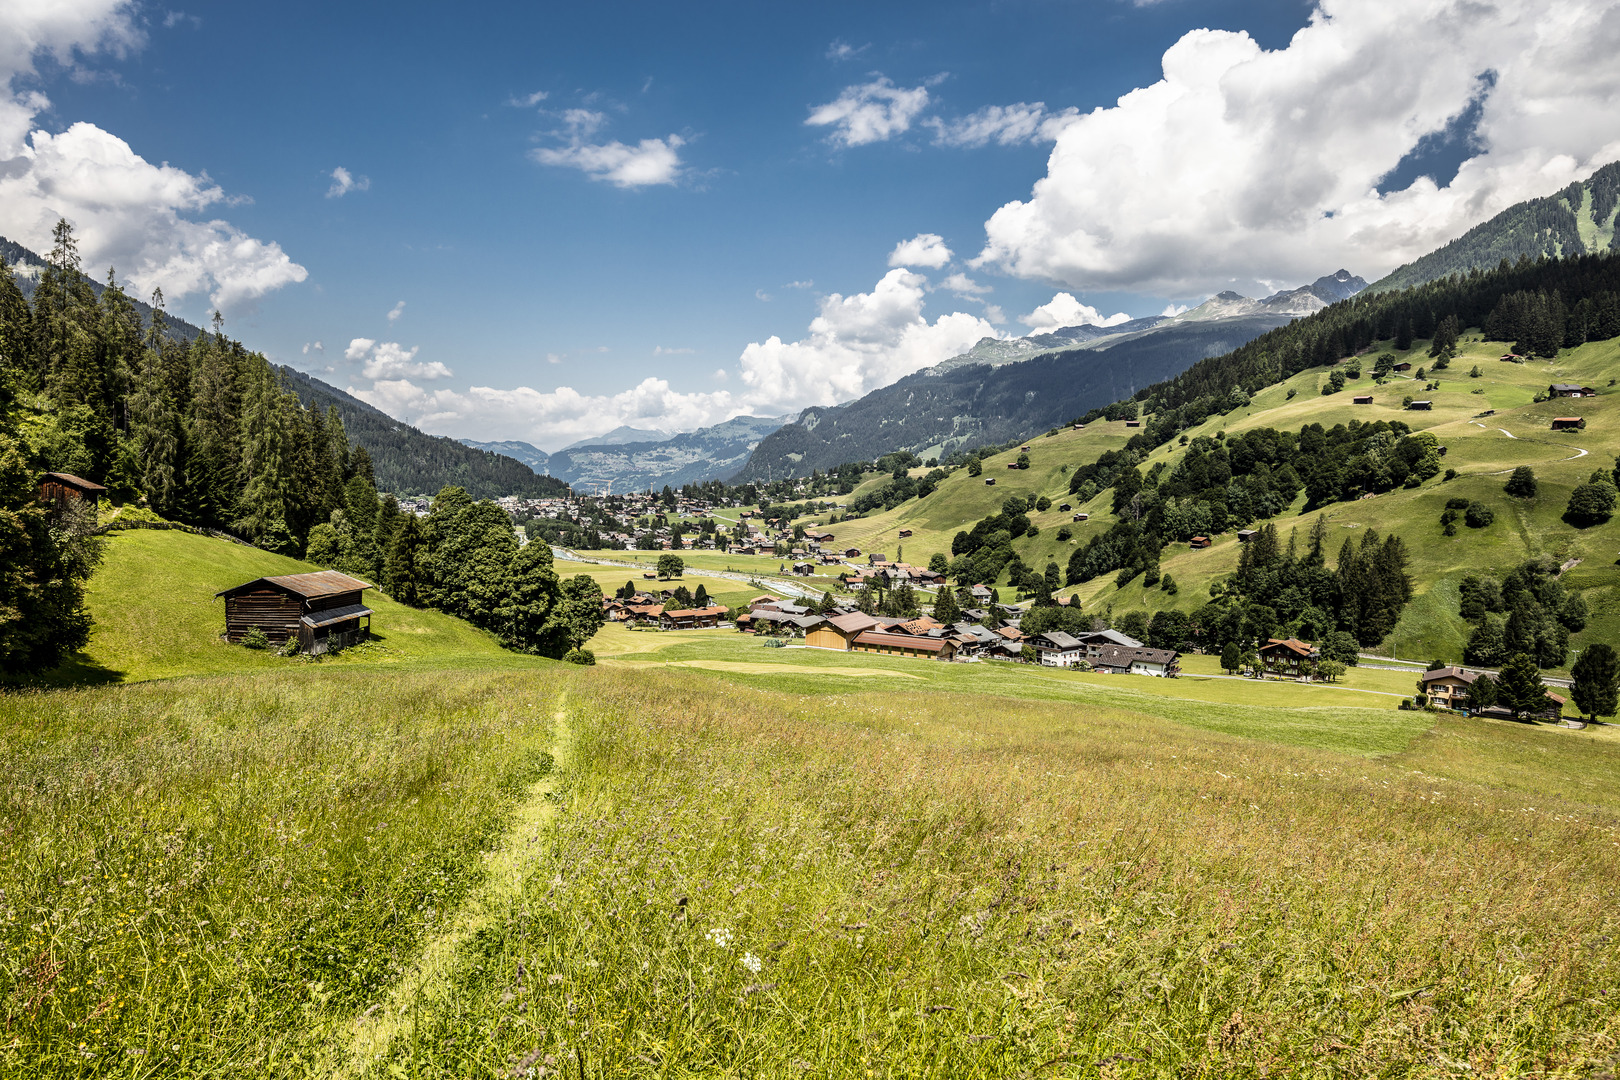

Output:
xmin=383 ymin=514 xmax=425 ymax=605
xmin=1497 ymin=653 xmax=1548 ymax=718
xmin=1570 ymin=644 xmax=1619 ymax=721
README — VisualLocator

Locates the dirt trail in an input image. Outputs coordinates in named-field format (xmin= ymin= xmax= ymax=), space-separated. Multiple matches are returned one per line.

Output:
xmin=322 ymin=695 xmax=572 ymax=1078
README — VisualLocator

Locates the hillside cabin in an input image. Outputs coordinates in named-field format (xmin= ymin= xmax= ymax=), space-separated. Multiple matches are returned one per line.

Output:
xmin=1550 ymin=383 xmax=1594 ymax=398
xmin=1059 ymin=503 xmax=1072 ymax=512
xmin=1125 ymin=420 xmax=1142 ymax=428
xmin=985 ymin=478 xmax=996 ymax=485
xmin=1420 ymin=666 xmax=1477 ymax=711
xmin=868 ymin=553 xmax=887 ymax=565
xmin=1500 ymin=354 xmax=1523 ymax=362
xmin=216 ymin=571 xmax=373 ymax=654
xmin=1020 ymin=446 xmax=1030 ymax=453
xmin=1236 ymin=529 xmax=1258 ymax=543
xmin=897 ymin=529 xmax=912 ymax=538
xmin=1408 ymin=400 xmax=1433 ymax=410
xmin=843 ymin=547 xmax=862 ymax=558
xmin=658 ymin=605 xmax=727 ymax=630
xmin=1189 ymin=536 xmax=1212 ymax=549
xmin=40 ymin=471 xmax=107 ymax=509
xmin=1072 ymin=512 xmax=1089 ymax=522
xmin=1551 ymin=417 xmax=1585 ymax=431
xmin=804 ymin=611 xmax=885 ymax=651
xmin=1072 ymin=423 xmax=1086 ymax=431
xmin=1006 ymin=462 xmax=1022 ymax=469
xmin=1352 ymin=395 xmax=1374 ymax=404
xmin=850 ymin=631 xmax=955 ymax=661
xmin=1259 ymin=637 xmax=1319 ymax=676
xmin=1392 ymin=361 xmax=1412 ymax=372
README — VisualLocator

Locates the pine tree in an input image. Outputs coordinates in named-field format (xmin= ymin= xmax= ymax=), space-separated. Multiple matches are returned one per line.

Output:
xmin=1497 ymin=653 xmax=1548 ymax=718
xmin=383 ymin=514 xmax=425 ymax=605
xmin=1504 ymin=466 xmax=1537 ymax=498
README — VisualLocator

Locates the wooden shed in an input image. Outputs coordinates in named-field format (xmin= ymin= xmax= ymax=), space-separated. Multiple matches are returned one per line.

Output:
xmin=40 ymin=471 xmax=107 ymax=508
xmin=1352 ymin=395 xmax=1373 ymax=405
xmin=215 ymin=570 xmax=373 ymax=654
xmin=1551 ymin=416 xmax=1585 ymax=431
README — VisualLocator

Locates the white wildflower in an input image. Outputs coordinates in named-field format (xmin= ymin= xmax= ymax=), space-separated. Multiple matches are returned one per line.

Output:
xmin=741 ymin=951 xmax=762 ymax=973
xmin=705 ymin=927 xmax=734 ymax=948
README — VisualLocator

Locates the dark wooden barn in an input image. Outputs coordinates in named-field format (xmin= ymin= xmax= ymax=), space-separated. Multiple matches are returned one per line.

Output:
xmin=216 ymin=571 xmax=374 ymax=654
xmin=40 ymin=471 xmax=107 ymax=508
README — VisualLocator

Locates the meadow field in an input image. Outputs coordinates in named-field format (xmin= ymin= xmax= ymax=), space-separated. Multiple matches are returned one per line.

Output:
xmin=4 ymin=652 xmax=1618 ymax=1078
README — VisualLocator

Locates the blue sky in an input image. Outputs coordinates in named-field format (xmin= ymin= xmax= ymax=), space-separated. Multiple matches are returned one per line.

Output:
xmin=5 ymin=1 xmax=1620 ymax=447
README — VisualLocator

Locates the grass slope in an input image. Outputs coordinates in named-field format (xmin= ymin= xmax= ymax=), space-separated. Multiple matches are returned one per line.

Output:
xmin=46 ymin=528 xmax=532 ymax=685
xmin=713 ymin=333 xmax=1620 ymax=664
xmin=7 ymin=662 xmax=1617 ymax=1076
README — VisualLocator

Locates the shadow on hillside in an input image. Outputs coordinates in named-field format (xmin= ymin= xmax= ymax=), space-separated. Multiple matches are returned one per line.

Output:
xmin=2 ymin=651 xmax=127 ymax=691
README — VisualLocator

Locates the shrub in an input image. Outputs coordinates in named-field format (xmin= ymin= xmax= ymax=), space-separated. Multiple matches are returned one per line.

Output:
xmin=1056 ymin=526 xmax=1073 ymax=542
xmin=240 ymin=628 xmax=271 ymax=650
xmin=1443 ymin=468 xmax=1458 ymax=481
xmin=1565 ymin=482 xmax=1617 ymax=527
xmin=563 ymin=648 xmax=597 ymax=665
xmin=1035 ymin=495 xmax=1051 ymax=512
xmin=1159 ymin=574 xmax=1178 ymax=595
xmin=1464 ymin=501 xmax=1495 ymax=528
xmin=1470 ymin=365 xmax=1483 ymax=377
xmin=1504 ymin=466 xmax=1537 ymax=498
xmin=1445 ymin=496 xmax=1470 ymax=510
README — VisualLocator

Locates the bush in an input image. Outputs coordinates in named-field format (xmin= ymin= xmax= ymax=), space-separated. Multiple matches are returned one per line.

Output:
xmin=1504 ymin=466 xmax=1537 ymax=498
xmin=1035 ymin=495 xmax=1051 ymax=512
xmin=1464 ymin=501 xmax=1495 ymax=528
xmin=1443 ymin=468 xmax=1458 ymax=481
xmin=1470 ymin=365 xmax=1483 ymax=378
xmin=1444 ymin=496 xmax=1470 ymax=510
xmin=1565 ymin=482 xmax=1618 ymax=527
xmin=240 ymin=628 xmax=271 ymax=650
xmin=563 ymin=648 xmax=597 ymax=665
xmin=1056 ymin=526 xmax=1073 ymax=542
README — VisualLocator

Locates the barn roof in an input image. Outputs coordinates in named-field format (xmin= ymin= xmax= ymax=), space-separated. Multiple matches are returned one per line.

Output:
xmin=216 ymin=570 xmax=374 ymax=599
xmin=852 ymin=630 xmax=951 ymax=652
xmin=43 ymin=471 xmax=108 ymax=493
xmin=301 ymin=604 xmax=373 ymax=628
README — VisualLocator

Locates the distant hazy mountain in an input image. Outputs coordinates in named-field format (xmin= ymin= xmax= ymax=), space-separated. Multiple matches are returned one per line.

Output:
xmin=561 ymin=425 xmax=671 ymax=451
xmin=463 ymin=414 xmax=786 ymax=492
xmin=1369 ymin=161 xmax=1620 ymax=293
xmin=734 ymin=270 xmax=1365 ymax=481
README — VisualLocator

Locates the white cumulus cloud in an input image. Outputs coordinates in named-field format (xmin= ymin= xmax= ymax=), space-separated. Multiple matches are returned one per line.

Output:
xmin=326 ymin=166 xmax=369 ymax=198
xmin=344 ymin=337 xmax=375 ymax=361
xmin=888 ymin=232 xmax=953 ymax=269
xmin=975 ymin=0 xmax=1620 ymax=295
xmin=531 ymin=108 xmax=684 ymax=188
xmin=807 ymin=77 xmax=932 ymax=147
xmin=1021 ymin=293 xmax=1131 ymax=331
xmin=345 ymin=338 xmax=451 ymax=381
xmin=736 ymin=268 xmax=1001 ymax=411
xmin=0 ymin=4 xmax=305 ymax=311
xmin=387 ymin=300 xmax=405 ymax=322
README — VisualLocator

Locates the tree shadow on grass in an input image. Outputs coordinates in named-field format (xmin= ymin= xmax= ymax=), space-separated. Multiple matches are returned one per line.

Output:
xmin=2 ymin=651 xmax=127 ymax=690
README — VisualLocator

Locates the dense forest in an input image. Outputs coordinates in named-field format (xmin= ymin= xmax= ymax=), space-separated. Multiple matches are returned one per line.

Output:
xmin=0 ymin=220 xmax=585 ymax=674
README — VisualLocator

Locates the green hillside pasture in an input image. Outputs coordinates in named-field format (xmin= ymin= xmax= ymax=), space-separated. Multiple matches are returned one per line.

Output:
xmin=51 ymin=528 xmax=528 ymax=685
xmin=591 ymin=627 xmax=1433 ymax=758
xmin=353 ymin=665 xmax=1620 ymax=1078
xmin=552 ymin=558 xmax=764 ymax=611
xmin=0 ymin=666 xmax=563 ymax=1076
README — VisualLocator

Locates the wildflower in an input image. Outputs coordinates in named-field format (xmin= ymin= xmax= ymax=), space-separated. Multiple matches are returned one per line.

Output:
xmin=741 ymin=952 xmax=762 ymax=974
xmin=706 ymin=927 xmax=734 ymax=948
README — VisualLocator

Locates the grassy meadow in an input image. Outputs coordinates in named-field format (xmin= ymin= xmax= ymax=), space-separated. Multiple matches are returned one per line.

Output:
xmin=5 ymin=658 xmax=1618 ymax=1078
xmin=646 ymin=332 xmax=1620 ymax=666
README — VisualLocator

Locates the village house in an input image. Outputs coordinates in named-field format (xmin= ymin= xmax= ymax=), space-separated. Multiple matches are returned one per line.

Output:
xmin=216 ymin=570 xmax=373 ymax=655
xmin=1392 ymin=361 xmax=1412 ymax=372
xmin=1420 ymin=666 xmax=1476 ymax=711
xmin=1258 ymin=637 xmax=1319 ymax=677
xmin=1091 ymin=645 xmax=1180 ymax=677
xmin=1549 ymin=383 xmax=1595 ymax=398
xmin=658 ymin=605 xmax=728 ymax=630
xmin=805 ymin=611 xmax=887 ymax=650
xmin=1030 ymin=630 xmax=1085 ymax=667
xmin=851 ymin=630 xmax=956 ymax=661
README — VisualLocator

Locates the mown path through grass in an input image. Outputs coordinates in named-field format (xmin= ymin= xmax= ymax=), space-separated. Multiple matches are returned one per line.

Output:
xmin=324 ymin=694 xmax=573 ymax=1078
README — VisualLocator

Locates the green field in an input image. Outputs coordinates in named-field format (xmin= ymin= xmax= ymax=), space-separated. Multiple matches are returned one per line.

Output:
xmin=36 ymin=528 xmax=538 ymax=685
xmin=7 ymin=419 xmax=1620 ymax=1077
xmin=627 ymin=333 xmax=1620 ymax=664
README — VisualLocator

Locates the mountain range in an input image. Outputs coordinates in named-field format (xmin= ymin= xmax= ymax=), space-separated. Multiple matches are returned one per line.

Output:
xmin=462 ymin=413 xmax=786 ymax=493
xmin=732 ymin=270 xmax=1368 ymax=481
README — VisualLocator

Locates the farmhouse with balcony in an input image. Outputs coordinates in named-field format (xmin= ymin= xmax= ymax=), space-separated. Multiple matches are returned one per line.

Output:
xmin=1259 ymin=637 xmax=1319 ymax=676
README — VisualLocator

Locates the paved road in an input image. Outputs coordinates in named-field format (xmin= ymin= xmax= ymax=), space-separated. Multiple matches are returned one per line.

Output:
xmin=551 ymin=548 xmax=827 ymax=600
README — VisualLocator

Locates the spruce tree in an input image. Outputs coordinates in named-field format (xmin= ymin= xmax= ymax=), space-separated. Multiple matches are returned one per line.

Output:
xmin=384 ymin=514 xmax=425 ymax=605
xmin=1497 ymin=653 xmax=1547 ymax=718
xmin=1504 ymin=466 xmax=1537 ymax=498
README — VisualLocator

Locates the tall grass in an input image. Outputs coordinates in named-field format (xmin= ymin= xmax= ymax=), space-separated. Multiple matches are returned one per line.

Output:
xmin=368 ymin=669 xmax=1620 ymax=1077
xmin=0 ymin=668 xmax=561 ymax=1075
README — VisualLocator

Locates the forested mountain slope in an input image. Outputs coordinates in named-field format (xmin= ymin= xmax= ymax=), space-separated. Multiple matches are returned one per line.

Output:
xmin=2 ymin=234 xmax=204 ymax=342
xmin=1370 ymin=160 xmax=1620 ymax=293
xmin=280 ymin=368 xmax=567 ymax=499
